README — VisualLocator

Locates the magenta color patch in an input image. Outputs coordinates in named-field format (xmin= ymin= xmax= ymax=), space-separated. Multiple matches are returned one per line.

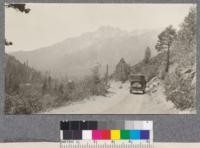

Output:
xmin=92 ymin=130 xmax=102 ymax=140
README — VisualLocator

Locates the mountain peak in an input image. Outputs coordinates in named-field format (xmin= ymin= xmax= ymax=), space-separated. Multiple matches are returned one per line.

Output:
xmin=97 ymin=25 xmax=120 ymax=31
xmin=91 ymin=25 xmax=128 ymax=39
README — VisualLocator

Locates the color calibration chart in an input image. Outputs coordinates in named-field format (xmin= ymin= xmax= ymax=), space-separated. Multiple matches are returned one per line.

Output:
xmin=60 ymin=120 xmax=153 ymax=148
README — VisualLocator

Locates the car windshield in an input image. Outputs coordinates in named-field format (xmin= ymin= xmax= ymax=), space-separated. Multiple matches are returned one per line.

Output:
xmin=129 ymin=75 xmax=145 ymax=81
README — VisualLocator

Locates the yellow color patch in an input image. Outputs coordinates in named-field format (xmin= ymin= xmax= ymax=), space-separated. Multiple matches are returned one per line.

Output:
xmin=111 ymin=130 xmax=120 ymax=140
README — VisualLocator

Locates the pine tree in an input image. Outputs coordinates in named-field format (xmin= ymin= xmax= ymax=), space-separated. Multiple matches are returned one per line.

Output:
xmin=47 ymin=75 xmax=52 ymax=90
xmin=5 ymin=4 xmax=30 ymax=13
xmin=58 ymin=83 xmax=64 ymax=95
xmin=155 ymin=25 xmax=177 ymax=72
xmin=5 ymin=4 xmax=30 ymax=46
xmin=92 ymin=65 xmax=101 ymax=85
xmin=42 ymin=78 xmax=47 ymax=95
xmin=178 ymin=7 xmax=196 ymax=47
xmin=114 ymin=58 xmax=130 ymax=82
xmin=144 ymin=47 xmax=151 ymax=64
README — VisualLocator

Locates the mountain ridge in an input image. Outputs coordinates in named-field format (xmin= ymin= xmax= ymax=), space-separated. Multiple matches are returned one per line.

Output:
xmin=10 ymin=26 xmax=160 ymax=79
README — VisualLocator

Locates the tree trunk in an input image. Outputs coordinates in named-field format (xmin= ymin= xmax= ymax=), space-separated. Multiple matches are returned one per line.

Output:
xmin=165 ymin=45 xmax=170 ymax=72
xmin=105 ymin=64 xmax=108 ymax=86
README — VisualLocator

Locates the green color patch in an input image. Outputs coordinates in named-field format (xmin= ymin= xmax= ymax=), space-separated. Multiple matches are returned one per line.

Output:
xmin=120 ymin=130 xmax=130 ymax=139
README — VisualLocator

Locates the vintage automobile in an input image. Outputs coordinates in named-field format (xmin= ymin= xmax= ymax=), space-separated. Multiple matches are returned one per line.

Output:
xmin=129 ymin=74 xmax=146 ymax=94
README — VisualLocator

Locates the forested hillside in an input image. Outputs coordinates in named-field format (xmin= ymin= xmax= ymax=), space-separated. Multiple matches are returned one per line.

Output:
xmin=164 ymin=7 xmax=196 ymax=110
xmin=5 ymin=54 xmax=44 ymax=113
xmin=5 ymin=54 xmax=108 ymax=114
xmin=130 ymin=7 xmax=196 ymax=110
xmin=5 ymin=54 xmax=43 ymax=94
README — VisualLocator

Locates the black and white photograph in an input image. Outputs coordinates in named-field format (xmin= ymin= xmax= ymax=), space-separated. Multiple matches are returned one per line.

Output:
xmin=5 ymin=3 xmax=196 ymax=114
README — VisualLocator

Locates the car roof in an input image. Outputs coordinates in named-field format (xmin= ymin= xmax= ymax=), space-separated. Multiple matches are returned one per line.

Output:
xmin=129 ymin=74 xmax=145 ymax=77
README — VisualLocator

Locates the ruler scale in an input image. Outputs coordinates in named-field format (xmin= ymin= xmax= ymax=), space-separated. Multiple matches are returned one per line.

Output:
xmin=60 ymin=120 xmax=153 ymax=148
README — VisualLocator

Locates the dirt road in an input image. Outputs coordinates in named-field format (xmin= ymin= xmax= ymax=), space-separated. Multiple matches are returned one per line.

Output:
xmin=44 ymin=81 xmax=187 ymax=114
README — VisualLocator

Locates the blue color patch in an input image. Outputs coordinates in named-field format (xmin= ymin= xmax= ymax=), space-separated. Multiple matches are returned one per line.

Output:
xmin=130 ymin=130 xmax=140 ymax=140
xmin=140 ymin=130 xmax=150 ymax=140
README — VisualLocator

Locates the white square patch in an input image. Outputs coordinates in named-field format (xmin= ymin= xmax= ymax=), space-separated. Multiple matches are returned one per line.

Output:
xmin=82 ymin=130 xmax=92 ymax=140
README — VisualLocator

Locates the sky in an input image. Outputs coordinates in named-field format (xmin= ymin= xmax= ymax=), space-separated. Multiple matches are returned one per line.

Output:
xmin=5 ymin=3 xmax=195 ymax=53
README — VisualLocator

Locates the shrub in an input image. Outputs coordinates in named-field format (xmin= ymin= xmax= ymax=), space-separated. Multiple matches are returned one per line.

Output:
xmin=164 ymin=67 xmax=195 ymax=110
xmin=5 ymin=94 xmax=43 ymax=114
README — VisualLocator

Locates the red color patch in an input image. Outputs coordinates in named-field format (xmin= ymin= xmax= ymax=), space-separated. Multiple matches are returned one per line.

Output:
xmin=101 ymin=130 xmax=111 ymax=140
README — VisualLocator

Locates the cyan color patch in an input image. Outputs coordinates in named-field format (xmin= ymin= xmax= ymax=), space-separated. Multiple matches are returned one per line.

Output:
xmin=130 ymin=130 xmax=140 ymax=140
